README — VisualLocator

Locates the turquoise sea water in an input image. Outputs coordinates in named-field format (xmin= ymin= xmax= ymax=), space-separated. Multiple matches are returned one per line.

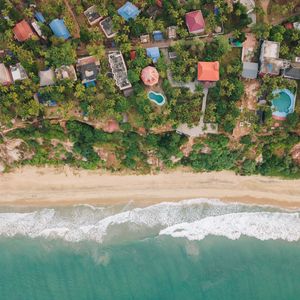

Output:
xmin=0 ymin=200 xmax=300 ymax=299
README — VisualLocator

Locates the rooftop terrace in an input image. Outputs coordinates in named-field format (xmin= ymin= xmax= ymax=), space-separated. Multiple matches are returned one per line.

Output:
xmin=108 ymin=51 xmax=132 ymax=90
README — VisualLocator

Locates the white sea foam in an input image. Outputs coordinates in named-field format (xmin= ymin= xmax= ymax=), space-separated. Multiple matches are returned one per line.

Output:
xmin=0 ymin=199 xmax=298 ymax=243
xmin=160 ymin=212 xmax=300 ymax=242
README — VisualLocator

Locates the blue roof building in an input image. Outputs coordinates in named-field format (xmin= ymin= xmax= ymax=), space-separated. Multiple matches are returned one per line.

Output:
xmin=35 ymin=12 xmax=46 ymax=23
xmin=49 ymin=19 xmax=71 ymax=40
xmin=153 ymin=31 xmax=164 ymax=41
xmin=146 ymin=47 xmax=160 ymax=63
xmin=118 ymin=2 xmax=140 ymax=21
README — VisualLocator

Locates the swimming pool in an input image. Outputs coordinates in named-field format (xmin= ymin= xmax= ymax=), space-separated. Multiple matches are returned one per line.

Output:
xmin=272 ymin=89 xmax=295 ymax=120
xmin=148 ymin=91 xmax=166 ymax=106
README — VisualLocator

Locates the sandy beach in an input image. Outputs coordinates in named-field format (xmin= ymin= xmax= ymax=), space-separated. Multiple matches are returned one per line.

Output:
xmin=0 ymin=166 xmax=300 ymax=208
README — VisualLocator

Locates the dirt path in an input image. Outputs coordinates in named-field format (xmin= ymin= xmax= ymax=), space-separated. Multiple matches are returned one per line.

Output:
xmin=63 ymin=0 xmax=80 ymax=39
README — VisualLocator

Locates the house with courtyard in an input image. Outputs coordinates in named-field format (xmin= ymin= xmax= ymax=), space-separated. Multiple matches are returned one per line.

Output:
xmin=84 ymin=6 xmax=103 ymax=25
xmin=259 ymin=40 xmax=289 ymax=76
xmin=118 ymin=2 xmax=140 ymax=21
xmin=0 ymin=63 xmax=13 ymax=85
xmin=100 ymin=17 xmax=117 ymax=39
xmin=185 ymin=10 xmax=205 ymax=34
xmin=76 ymin=56 xmax=100 ymax=86
xmin=13 ymin=20 xmax=35 ymax=42
xmin=10 ymin=63 xmax=28 ymax=82
xmin=49 ymin=19 xmax=71 ymax=40
xmin=108 ymin=51 xmax=132 ymax=91
xmin=55 ymin=65 xmax=77 ymax=81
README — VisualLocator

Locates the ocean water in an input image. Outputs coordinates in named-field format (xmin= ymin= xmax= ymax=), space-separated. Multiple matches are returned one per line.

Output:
xmin=0 ymin=199 xmax=300 ymax=300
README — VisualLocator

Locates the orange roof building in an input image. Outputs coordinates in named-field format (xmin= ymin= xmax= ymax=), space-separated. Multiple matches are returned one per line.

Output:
xmin=141 ymin=66 xmax=159 ymax=86
xmin=13 ymin=20 xmax=34 ymax=42
xmin=197 ymin=61 xmax=219 ymax=82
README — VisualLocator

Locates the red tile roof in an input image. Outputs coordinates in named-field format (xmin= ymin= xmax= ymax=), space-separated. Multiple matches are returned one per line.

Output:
xmin=185 ymin=11 xmax=205 ymax=34
xmin=198 ymin=61 xmax=219 ymax=82
xmin=13 ymin=20 xmax=34 ymax=42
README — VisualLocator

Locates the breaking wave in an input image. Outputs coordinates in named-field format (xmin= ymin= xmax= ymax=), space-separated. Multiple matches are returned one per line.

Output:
xmin=159 ymin=212 xmax=300 ymax=242
xmin=0 ymin=199 xmax=299 ymax=243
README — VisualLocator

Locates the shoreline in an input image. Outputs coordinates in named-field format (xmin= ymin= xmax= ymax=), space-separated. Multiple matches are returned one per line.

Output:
xmin=0 ymin=166 xmax=300 ymax=209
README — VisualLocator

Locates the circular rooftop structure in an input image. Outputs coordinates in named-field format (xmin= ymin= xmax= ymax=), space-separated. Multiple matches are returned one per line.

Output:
xmin=141 ymin=66 xmax=159 ymax=86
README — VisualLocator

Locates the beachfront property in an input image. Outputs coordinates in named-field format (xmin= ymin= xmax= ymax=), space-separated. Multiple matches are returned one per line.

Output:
xmin=13 ymin=20 xmax=35 ymax=42
xmin=55 ymin=65 xmax=77 ymax=81
xmin=49 ymin=19 xmax=71 ymax=40
xmin=99 ymin=17 xmax=117 ymax=39
xmin=141 ymin=66 xmax=159 ymax=86
xmin=146 ymin=47 xmax=160 ymax=63
xmin=259 ymin=40 xmax=289 ymax=76
xmin=39 ymin=69 xmax=55 ymax=87
xmin=185 ymin=10 xmax=205 ymax=34
xmin=108 ymin=51 xmax=132 ymax=91
xmin=0 ymin=63 xmax=13 ymax=85
xmin=9 ymin=63 xmax=28 ymax=82
xmin=84 ymin=6 xmax=103 ymax=25
xmin=117 ymin=2 xmax=140 ymax=21
xmin=198 ymin=61 xmax=220 ymax=83
xmin=76 ymin=56 xmax=100 ymax=86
